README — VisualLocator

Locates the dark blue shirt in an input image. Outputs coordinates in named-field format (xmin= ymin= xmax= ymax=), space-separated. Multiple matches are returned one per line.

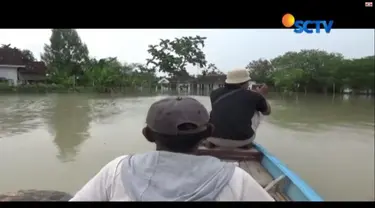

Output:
xmin=209 ymin=87 xmax=268 ymax=140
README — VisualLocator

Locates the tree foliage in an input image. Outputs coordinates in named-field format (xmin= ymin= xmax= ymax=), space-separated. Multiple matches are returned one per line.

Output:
xmin=247 ymin=49 xmax=374 ymax=94
xmin=84 ymin=57 xmax=123 ymax=87
xmin=5 ymin=30 xmax=373 ymax=95
xmin=272 ymin=68 xmax=305 ymax=91
xmin=41 ymin=29 xmax=89 ymax=79
xmin=146 ymin=36 xmax=208 ymax=77
xmin=33 ymin=29 xmax=159 ymax=91
xmin=202 ymin=63 xmax=224 ymax=76
xmin=21 ymin=49 xmax=36 ymax=62
xmin=1 ymin=44 xmax=36 ymax=62
xmin=246 ymin=59 xmax=274 ymax=85
xmin=82 ymin=58 xmax=157 ymax=91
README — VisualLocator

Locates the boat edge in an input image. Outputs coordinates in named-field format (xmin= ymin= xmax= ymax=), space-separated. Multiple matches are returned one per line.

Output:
xmin=254 ymin=143 xmax=324 ymax=202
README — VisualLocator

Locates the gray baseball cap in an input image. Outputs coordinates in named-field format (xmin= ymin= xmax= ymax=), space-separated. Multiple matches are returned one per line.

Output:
xmin=146 ymin=97 xmax=210 ymax=135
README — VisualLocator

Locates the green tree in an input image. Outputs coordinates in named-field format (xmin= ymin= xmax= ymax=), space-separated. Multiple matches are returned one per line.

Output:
xmin=1 ymin=44 xmax=36 ymax=62
xmin=146 ymin=36 xmax=208 ymax=77
xmin=270 ymin=50 xmax=345 ymax=94
xmin=41 ymin=29 xmax=89 ymax=85
xmin=271 ymin=51 xmax=311 ymax=93
xmin=297 ymin=50 xmax=344 ymax=94
xmin=1 ymin=44 xmax=11 ymax=48
xmin=21 ymin=49 xmax=36 ymax=62
xmin=355 ymin=56 xmax=374 ymax=93
xmin=201 ymin=63 xmax=223 ymax=76
xmin=338 ymin=56 xmax=375 ymax=93
xmin=84 ymin=57 xmax=123 ymax=88
xmin=316 ymin=52 xmax=344 ymax=94
xmin=272 ymin=68 xmax=305 ymax=92
xmin=245 ymin=59 xmax=274 ymax=85
xmin=207 ymin=63 xmax=224 ymax=75
xmin=126 ymin=63 xmax=157 ymax=88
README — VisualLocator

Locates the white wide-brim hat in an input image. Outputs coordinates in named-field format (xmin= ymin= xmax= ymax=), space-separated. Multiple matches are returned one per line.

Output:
xmin=225 ymin=68 xmax=251 ymax=84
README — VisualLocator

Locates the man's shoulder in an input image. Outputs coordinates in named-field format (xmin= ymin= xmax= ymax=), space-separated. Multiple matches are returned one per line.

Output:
xmin=210 ymin=87 xmax=226 ymax=97
xmin=211 ymin=88 xmax=249 ymax=99
xmin=243 ymin=90 xmax=262 ymax=100
xmin=110 ymin=155 xmax=129 ymax=163
xmin=102 ymin=155 xmax=129 ymax=171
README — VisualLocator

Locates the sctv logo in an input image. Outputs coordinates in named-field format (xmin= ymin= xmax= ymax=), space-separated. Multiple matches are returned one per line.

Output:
xmin=282 ymin=13 xmax=334 ymax=34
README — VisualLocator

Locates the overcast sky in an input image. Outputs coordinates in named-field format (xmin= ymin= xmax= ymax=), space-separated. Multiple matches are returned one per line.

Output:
xmin=0 ymin=29 xmax=373 ymax=74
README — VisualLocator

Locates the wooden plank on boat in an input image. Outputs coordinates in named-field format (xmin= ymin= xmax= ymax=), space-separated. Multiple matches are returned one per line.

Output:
xmin=196 ymin=146 xmax=262 ymax=161
xmin=270 ymin=192 xmax=291 ymax=201
xmin=194 ymin=145 xmax=289 ymax=201
xmin=239 ymin=160 xmax=273 ymax=188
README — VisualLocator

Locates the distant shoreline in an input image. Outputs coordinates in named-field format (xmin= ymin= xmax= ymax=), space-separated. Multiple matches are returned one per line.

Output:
xmin=0 ymin=84 xmax=373 ymax=96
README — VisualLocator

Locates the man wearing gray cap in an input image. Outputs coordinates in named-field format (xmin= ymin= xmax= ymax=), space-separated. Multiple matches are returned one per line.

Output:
xmin=70 ymin=97 xmax=274 ymax=201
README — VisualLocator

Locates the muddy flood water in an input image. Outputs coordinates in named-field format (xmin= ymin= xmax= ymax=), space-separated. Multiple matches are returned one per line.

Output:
xmin=0 ymin=93 xmax=373 ymax=201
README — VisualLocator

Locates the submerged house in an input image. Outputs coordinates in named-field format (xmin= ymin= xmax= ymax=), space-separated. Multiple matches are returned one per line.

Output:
xmin=155 ymin=70 xmax=257 ymax=94
xmin=195 ymin=74 xmax=226 ymax=93
xmin=156 ymin=77 xmax=171 ymax=92
xmin=165 ymin=74 xmax=226 ymax=94
xmin=168 ymin=74 xmax=196 ymax=93
xmin=0 ymin=47 xmax=47 ymax=85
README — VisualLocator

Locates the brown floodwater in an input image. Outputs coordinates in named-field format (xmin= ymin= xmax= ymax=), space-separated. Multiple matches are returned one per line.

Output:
xmin=0 ymin=93 xmax=373 ymax=201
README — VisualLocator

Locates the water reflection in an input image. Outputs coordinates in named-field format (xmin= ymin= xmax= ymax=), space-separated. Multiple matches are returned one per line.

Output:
xmin=0 ymin=93 xmax=373 ymax=200
xmin=46 ymin=95 xmax=91 ymax=162
xmin=89 ymin=98 xmax=124 ymax=124
xmin=0 ymin=95 xmax=51 ymax=138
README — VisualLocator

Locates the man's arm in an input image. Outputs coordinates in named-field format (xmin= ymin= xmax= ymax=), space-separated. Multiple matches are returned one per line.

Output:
xmin=253 ymin=92 xmax=271 ymax=116
xmin=69 ymin=156 xmax=126 ymax=201
xmin=248 ymin=84 xmax=271 ymax=116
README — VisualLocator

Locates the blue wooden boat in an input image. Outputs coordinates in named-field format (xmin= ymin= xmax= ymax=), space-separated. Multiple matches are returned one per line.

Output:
xmin=196 ymin=142 xmax=324 ymax=201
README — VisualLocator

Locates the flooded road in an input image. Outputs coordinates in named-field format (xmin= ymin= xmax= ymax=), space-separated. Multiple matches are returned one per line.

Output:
xmin=0 ymin=93 xmax=373 ymax=201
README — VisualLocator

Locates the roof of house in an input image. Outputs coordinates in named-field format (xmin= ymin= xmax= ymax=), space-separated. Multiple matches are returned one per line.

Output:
xmin=158 ymin=77 xmax=170 ymax=84
xmin=0 ymin=47 xmax=25 ymax=65
xmin=21 ymin=61 xmax=47 ymax=74
xmin=0 ymin=47 xmax=47 ymax=74
xmin=168 ymin=75 xmax=195 ymax=83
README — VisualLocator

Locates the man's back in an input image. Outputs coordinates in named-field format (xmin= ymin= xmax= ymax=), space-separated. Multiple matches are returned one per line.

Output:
xmin=69 ymin=96 xmax=273 ymax=201
xmin=210 ymin=87 xmax=266 ymax=140
xmin=70 ymin=153 xmax=274 ymax=201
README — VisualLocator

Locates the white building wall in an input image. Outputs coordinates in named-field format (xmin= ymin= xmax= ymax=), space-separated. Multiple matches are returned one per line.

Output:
xmin=0 ymin=65 xmax=19 ymax=85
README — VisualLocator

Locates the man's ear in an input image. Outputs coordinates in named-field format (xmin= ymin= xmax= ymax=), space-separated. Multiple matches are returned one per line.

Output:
xmin=142 ymin=126 xmax=155 ymax=143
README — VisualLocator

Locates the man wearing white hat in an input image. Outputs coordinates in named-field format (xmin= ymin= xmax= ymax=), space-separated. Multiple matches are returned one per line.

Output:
xmin=207 ymin=68 xmax=271 ymax=148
